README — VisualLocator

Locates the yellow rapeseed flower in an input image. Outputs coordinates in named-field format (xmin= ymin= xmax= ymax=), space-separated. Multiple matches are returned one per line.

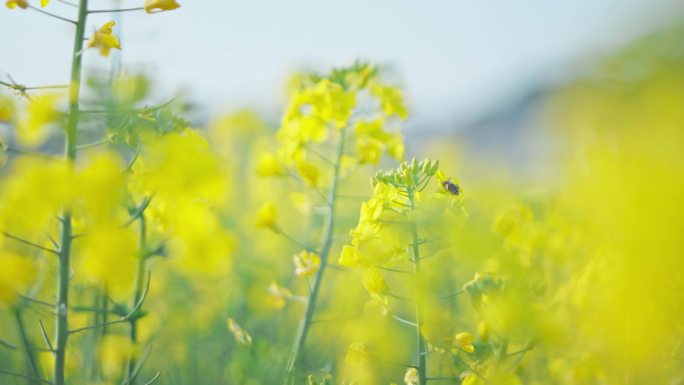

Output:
xmin=355 ymin=137 xmax=383 ymax=164
xmin=267 ymin=281 xmax=291 ymax=310
xmin=131 ymin=129 xmax=227 ymax=205
xmin=293 ymin=250 xmax=321 ymax=277
xmin=144 ymin=0 xmax=180 ymax=13
xmin=0 ymin=252 xmax=36 ymax=307
xmin=338 ymin=245 xmax=362 ymax=267
xmin=87 ymin=21 xmax=121 ymax=57
xmin=5 ymin=0 xmax=28 ymax=9
xmin=0 ymin=158 xmax=73 ymax=236
xmin=74 ymin=151 xmax=126 ymax=227
xmin=0 ymin=95 xmax=14 ymax=122
xmin=371 ymin=83 xmax=408 ymax=120
xmin=98 ymin=335 xmax=134 ymax=379
xmin=362 ymin=268 xmax=389 ymax=297
xmin=16 ymin=93 xmax=60 ymax=147
xmin=227 ymin=318 xmax=253 ymax=347
xmin=296 ymin=160 xmax=320 ymax=187
xmin=404 ymin=367 xmax=419 ymax=385
xmin=255 ymin=201 xmax=278 ymax=230
xmin=452 ymin=332 xmax=475 ymax=353
xmin=344 ymin=342 xmax=369 ymax=365
xmin=75 ymin=227 xmax=137 ymax=297
xmin=167 ymin=202 xmax=234 ymax=276
xmin=255 ymin=152 xmax=288 ymax=177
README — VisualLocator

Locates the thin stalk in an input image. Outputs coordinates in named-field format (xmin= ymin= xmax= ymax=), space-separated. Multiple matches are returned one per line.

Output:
xmin=28 ymin=5 xmax=77 ymax=24
xmin=13 ymin=309 xmax=42 ymax=385
xmin=409 ymin=189 xmax=427 ymax=385
xmin=54 ymin=1 xmax=88 ymax=384
xmin=127 ymin=215 xmax=147 ymax=385
xmin=87 ymin=6 xmax=143 ymax=13
xmin=2 ymin=232 xmax=59 ymax=255
xmin=6 ymin=145 xmax=59 ymax=159
xmin=0 ymin=369 xmax=51 ymax=384
xmin=285 ymin=126 xmax=347 ymax=379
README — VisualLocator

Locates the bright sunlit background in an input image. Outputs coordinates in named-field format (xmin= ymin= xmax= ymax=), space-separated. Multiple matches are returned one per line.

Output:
xmin=1 ymin=2 xmax=684 ymax=385
xmin=2 ymin=0 xmax=682 ymax=129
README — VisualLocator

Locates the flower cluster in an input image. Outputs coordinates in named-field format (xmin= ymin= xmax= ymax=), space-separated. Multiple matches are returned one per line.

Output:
xmin=256 ymin=63 xmax=408 ymax=187
xmin=339 ymin=159 xmax=442 ymax=269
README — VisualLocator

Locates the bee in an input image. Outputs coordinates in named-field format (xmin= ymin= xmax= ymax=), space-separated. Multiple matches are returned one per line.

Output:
xmin=441 ymin=179 xmax=460 ymax=195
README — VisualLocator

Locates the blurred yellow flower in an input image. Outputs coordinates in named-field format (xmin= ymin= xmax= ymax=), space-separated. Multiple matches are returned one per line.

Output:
xmin=338 ymin=245 xmax=362 ymax=267
xmin=371 ymin=83 xmax=408 ymax=120
xmin=353 ymin=119 xmax=404 ymax=164
xmin=227 ymin=318 xmax=253 ymax=347
xmin=0 ymin=252 xmax=36 ymax=307
xmin=132 ymin=129 xmax=227 ymax=205
xmin=87 ymin=21 xmax=121 ymax=57
xmin=404 ymin=367 xmax=418 ymax=385
xmin=168 ymin=202 xmax=234 ymax=276
xmin=98 ymin=335 xmax=134 ymax=380
xmin=16 ymin=93 xmax=60 ymax=147
xmin=5 ymin=0 xmax=28 ymax=9
xmin=344 ymin=341 xmax=369 ymax=365
xmin=362 ymin=268 xmax=389 ymax=298
xmin=75 ymin=226 xmax=137 ymax=297
xmin=293 ymin=250 xmax=320 ymax=277
xmin=255 ymin=201 xmax=278 ymax=230
xmin=267 ymin=281 xmax=291 ymax=310
xmin=355 ymin=137 xmax=383 ymax=164
xmin=452 ymin=332 xmax=475 ymax=353
xmin=256 ymin=152 xmax=288 ymax=177
xmin=74 ymin=151 xmax=126 ymax=227
xmin=477 ymin=320 xmax=489 ymax=342
xmin=0 ymin=95 xmax=14 ymax=122
xmin=144 ymin=0 xmax=180 ymax=13
xmin=0 ymin=158 xmax=73 ymax=236
xmin=289 ymin=192 xmax=313 ymax=216
xmin=39 ymin=350 xmax=81 ymax=380
xmin=296 ymin=160 xmax=320 ymax=187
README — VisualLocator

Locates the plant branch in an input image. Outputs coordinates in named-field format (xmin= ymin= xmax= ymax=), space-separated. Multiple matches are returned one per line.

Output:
xmin=438 ymin=289 xmax=464 ymax=299
xmin=28 ymin=5 xmax=77 ymax=24
xmin=142 ymin=372 xmax=161 ymax=385
xmin=285 ymin=126 xmax=347 ymax=379
xmin=38 ymin=320 xmax=54 ymax=352
xmin=2 ymin=232 xmax=59 ymax=255
xmin=0 ymin=369 xmax=52 ymax=384
xmin=13 ymin=309 xmax=42 ymax=384
xmin=409 ymin=188 xmax=428 ymax=385
xmin=19 ymin=295 xmax=55 ymax=308
xmin=69 ymin=271 xmax=151 ymax=335
xmin=88 ymin=6 xmax=144 ymax=13
xmin=123 ymin=196 xmax=152 ymax=227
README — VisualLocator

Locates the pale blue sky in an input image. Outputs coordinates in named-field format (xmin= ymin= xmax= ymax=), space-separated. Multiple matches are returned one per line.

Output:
xmin=1 ymin=0 xmax=682 ymax=129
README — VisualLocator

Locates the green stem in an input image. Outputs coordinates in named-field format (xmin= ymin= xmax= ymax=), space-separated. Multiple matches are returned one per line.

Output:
xmin=13 ymin=309 xmax=42 ymax=385
xmin=128 ymin=215 xmax=147 ymax=385
xmin=54 ymin=1 xmax=88 ymax=384
xmin=409 ymin=189 xmax=427 ymax=385
xmin=285 ymin=126 xmax=347 ymax=379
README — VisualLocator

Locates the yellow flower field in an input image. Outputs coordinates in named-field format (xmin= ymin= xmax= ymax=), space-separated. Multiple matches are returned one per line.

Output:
xmin=0 ymin=2 xmax=683 ymax=385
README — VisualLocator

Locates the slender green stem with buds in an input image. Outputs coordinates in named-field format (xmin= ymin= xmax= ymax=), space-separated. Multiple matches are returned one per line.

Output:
xmin=13 ymin=309 xmax=42 ymax=385
xmin=54 ymin=1 xmax=88 ymax=384
xmin=128 ymin=215 xmax=148 ymax=385
xmin=285 ymin=126 xmax=347 ymax=380
xmin=408 ymin=188 xmax=428 ymax=385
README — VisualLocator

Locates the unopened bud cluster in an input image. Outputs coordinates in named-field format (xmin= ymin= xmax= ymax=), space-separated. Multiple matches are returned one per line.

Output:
xmin=372 ymin=158 xmax=439 ymax=193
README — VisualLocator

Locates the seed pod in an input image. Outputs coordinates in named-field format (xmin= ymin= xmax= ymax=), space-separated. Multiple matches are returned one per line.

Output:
xmin=393 ymin=173 xmax=403 ymax=184
xmin=429 ymin=160 xmax=440 ymax=175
